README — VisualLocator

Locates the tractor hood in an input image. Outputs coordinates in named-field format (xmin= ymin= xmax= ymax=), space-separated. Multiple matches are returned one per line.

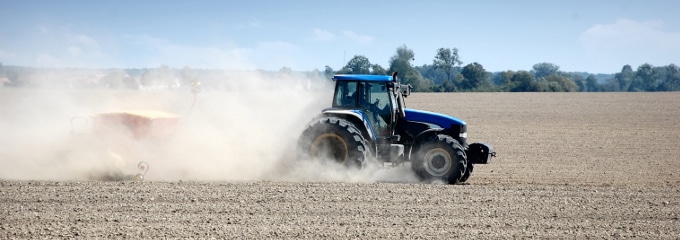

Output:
xmin=403 ymin=108 xmax=466 ymax=128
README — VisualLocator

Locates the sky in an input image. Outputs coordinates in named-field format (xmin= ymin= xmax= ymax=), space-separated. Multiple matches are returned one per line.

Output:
xmin=1 ymin=0 xmax=678 ymax=74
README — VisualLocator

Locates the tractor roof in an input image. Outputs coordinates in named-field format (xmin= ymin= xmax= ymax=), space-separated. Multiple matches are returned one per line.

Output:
xmin=333 ymin=74 xmax=393 ymax=82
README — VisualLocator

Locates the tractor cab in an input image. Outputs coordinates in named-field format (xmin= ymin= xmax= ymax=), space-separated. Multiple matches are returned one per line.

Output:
xmin=331 ymin=73 xmax=411 ymax=138
xmin=333 ymin=80 xmax=395 ymax=138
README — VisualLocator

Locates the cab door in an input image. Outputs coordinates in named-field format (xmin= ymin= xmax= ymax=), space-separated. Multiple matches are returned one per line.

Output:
xmin=358 ymin=82 xmax=393 ymax=139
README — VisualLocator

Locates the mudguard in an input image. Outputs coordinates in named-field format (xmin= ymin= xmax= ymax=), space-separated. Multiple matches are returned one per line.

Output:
xmin=320 ymin=109 xmax=377 ymax=143
xmin=407 ymin=128 xmax=447 ymax=159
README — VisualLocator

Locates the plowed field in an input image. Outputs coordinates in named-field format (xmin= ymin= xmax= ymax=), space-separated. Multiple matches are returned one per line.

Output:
xmin=2 ymin=91 xmax=679 ymax=239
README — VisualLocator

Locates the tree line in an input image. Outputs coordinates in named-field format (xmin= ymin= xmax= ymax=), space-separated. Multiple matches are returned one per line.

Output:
xmin=326 ymin=45 xmax=680 ymax=92
xmin=1 ymin=44 xmax=679 ymax=92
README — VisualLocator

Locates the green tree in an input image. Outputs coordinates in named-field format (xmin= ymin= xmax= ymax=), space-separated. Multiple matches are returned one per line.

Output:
xmin=371 ymin=64 xmax=387 ymax=75
xmin=565 ymin=74 xmax=585 ymax=92
xmin=635 ymin=63 xmax=657 ymax=91
xmin=658 ymin=64 xmax=680 ymax=91
xmin=460 ymin=62 xmax=489 ymax=91
xmin=603 ymin=78 xmax=620 ymax=91
xmin=615 ymin=65 xmax=634 ymax=91
xmin=669 ymin=64 xmax=680 ymax=91
xmin=432 ymin=48 xmax=462 ymax=83
xmin=388 ymin=45 xmax=432 ymax=92
xmin=573 ymin=74 xmax=586 ymax=92
xmin=497 ymin=71 xmax=515 ymax=91
xmin=338 ymin=55 xmax=372 ymax=74
xmin=532 ymin=62 xmax=560 ymax=79
xmin=541 ymin=75 xmax=579 ymax=92
xmin=585 ymin=75 xmax=600 ymax=92
xmin=416 ymin=64 xmax=449 ymax=85
xmin=440 ymin=80 xmax=456 ymax=92
xmin=492 ymin=71 xmax=508 ymax=86
xmin=508 ymin=71 xmax=537 ymax=92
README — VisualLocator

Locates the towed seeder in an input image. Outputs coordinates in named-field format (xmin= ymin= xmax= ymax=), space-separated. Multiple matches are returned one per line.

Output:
xmin=70 ymin=110 xmax=182 ymax=181
xmin=68 ymin=82 xmax=200 ymax=181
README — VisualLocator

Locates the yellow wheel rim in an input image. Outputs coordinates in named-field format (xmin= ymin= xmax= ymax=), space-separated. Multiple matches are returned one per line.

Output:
xmin=310 ymin=133 xmax=349 ymax=164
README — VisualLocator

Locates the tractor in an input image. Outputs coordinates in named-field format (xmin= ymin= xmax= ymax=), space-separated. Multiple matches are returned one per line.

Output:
xmin=298 ymin=72 xmax=495 ymax=184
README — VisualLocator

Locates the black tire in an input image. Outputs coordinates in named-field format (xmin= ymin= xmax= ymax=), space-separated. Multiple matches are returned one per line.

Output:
xmin=459 ymin=162 xmax=474 ymax=183
xmin=411 ymin=134 xmax=467 ymax=184
xmin=297 ymin=117 xmax=369 ymax=169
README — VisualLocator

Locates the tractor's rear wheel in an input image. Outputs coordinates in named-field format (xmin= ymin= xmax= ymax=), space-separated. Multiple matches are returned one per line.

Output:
xmin=298 ymin=117 xmax=369 ymax=169
xmin=411 ymin=134 xmax=467 ymax=184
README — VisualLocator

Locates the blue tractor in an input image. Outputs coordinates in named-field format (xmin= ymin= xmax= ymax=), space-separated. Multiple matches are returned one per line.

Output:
xmin=298 ymin=73 xmax=495 ymax=184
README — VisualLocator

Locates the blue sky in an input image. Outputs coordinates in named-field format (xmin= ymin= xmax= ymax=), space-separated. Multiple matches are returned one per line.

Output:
xmin=1 ymin=0 xmax=678 ymax=74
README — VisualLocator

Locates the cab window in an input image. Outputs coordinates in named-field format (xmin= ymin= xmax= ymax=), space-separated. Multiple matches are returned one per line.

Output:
xmin=333 ymin=81 xmax=358 ymax=108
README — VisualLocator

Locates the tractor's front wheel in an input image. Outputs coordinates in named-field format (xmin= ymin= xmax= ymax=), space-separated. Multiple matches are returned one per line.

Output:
xmin=297 ymin=117 xmax=369 ymax=169
xmin=459 ymin=162 xmax=474 ymax=183
xmin=411 ymin=134 xmax=467 ymax=184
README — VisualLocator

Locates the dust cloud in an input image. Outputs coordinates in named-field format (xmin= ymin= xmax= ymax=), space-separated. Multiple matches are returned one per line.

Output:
xmin=0 ymin=71 xmax=419 ymax=184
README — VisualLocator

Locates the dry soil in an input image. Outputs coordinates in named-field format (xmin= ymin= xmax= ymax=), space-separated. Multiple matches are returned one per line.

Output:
xmin=2 ymin=91 xmax=679 ymax=239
